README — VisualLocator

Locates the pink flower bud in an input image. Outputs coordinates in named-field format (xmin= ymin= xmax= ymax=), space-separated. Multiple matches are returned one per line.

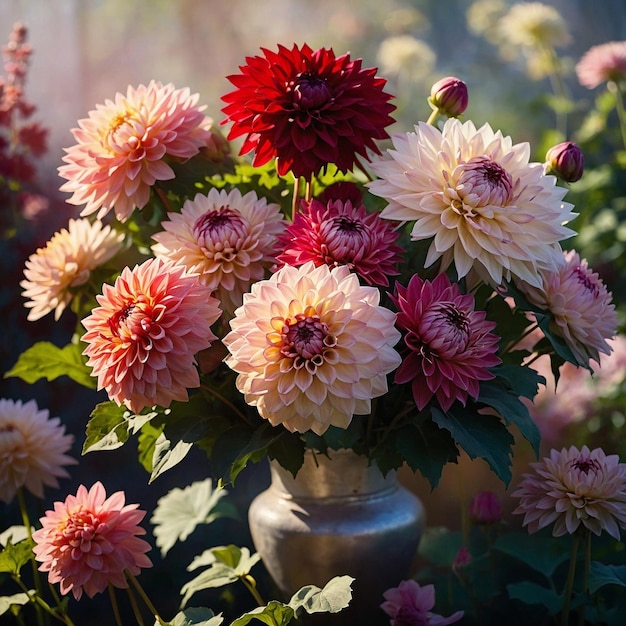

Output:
xmin=452 ymin=546 xmax=472 ymax=572
xmin=428 ymin=76 xmax=468 ymax=117
xmin=545 ymin=141 xmax=584 ymax=182
xmin=468 ymin=491 xmax=502 ymax=525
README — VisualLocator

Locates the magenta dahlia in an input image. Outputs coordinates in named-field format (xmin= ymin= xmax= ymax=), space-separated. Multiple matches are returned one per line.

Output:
xmin=392 ymin=272 xmax=501 ymax=411
xmin=276 ymin=197 xmax=403 ymax=286
xmin=221 ymin=43 xmax=396 ymax=179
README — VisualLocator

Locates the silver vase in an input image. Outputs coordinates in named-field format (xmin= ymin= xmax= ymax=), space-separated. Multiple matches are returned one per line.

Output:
xmin=248 ymin=448 xmax=426 ymax=624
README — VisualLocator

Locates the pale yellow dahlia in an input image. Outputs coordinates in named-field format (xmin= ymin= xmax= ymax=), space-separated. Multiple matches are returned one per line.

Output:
xmin=152 ymin=188 xmax=285 ymax=314
xmin=21 ymin=218 xmax=124 ymax=321
xmin=497 ymin=2 xmax=571 ymax=50
xmin=58 ymin=81 xmax=212 ymax=222
xmin=368 ymin=118 xmax=577 ymax=288
xmin=223 ymin=261 xmax=401 ymax=435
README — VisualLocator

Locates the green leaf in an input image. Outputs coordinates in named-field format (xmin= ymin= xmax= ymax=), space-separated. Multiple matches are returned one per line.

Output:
xmin=506 ymin=581 xmax=563 ymax=614
xmin=478 ymin=379 xmax=541 ymax=456
xmin=151 ymin=479 xmax=233 ymax=557
xmin=492 ymin=532 xmax=570 ymax=578
xmin=589 ymin=562 xmax=626 ymax=593
xmin=0 ymin=539 xmax=35 ymax=575
xmin=5 ymin=341 xmax=96 ymax=388
xmin=268 ymin=431 xmax=306 ymax=478
xmin=229 ymin=602 xmax=295 ymax=626
xmin=492 ymin=364 xmax=545 ymax=400
xmin=159 ymin=608 xmax=223 ymax=626
xmin=138 ymin=421 xmax=164 ymax=472
xmin=83 ymin=402 xmax=129 ymax=453
xmin=150 ymin=432 xmax=193 ymax=482
xmin=431 ymin=405 xmax=514 ymax=486
xmin=288 ymin=575 xmax=354 ymax=615
xmin=0 ymin=592 xmax=31 ymax=616
xmin=418 ymin=526 xmax=464 ymax=567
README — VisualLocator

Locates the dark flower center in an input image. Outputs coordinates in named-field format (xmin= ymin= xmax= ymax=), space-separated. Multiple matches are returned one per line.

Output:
xmin=574 ymin=266 xmax=600 ymax=297
xmin=571 ymin=456 xmax=602 ymax=475
xmin=193 ymin=207 xmax=248 ymax=261
xmin=454 ymin=156 xmax=514 ymax=208
xmin=279 ymin=311 xmax=337 ymax=373
xmin=293 ymin=73 xmax=333 ymax=110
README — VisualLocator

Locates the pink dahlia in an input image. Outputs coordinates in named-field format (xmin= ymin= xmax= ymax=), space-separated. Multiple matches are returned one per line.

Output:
xmin=223 ymin=261 xmax=401 ymax=435
xmin=368 ymin=118 xmax=577 ymax=288
xmin=276 ymin=197 xmax=403 ymax=286
xmin=576 ymin=41 xmax=626 ymax=89
xmin=81 ymin=258 xmax=222 ymax=413
xmin=516 ymin=249 xmax=617 ymax=366
xmin=391 ymin=272 xmax=501 ymax=412
xmin=58 ymin=81 xmax=212 ymax=222
xmin=152 ymin=188 xmax=285 ymax=314
xmin=512 ymin=445 xmax=626 ymax=540
xmin=32 ymin=482 xmax=152 ymax=600
xmin=221 ymin=43 xmax=396 ymax=179
xmin=21 ymin=218 xmax=124 ymax=321
xmin=381 ymin=580 xmax=464 ymax=626
xmin=0 ymin=398 xmax=75 ymax=504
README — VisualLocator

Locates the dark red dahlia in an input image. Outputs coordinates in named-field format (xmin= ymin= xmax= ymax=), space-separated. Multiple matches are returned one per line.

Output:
xmin=221 ymin=43 xmax=396 ymax=179
xmin=276 ymin=197 xmax=403 ymax=287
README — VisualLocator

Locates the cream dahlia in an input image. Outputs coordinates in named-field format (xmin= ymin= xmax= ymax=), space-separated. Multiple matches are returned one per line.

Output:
xmin=497 ymin=2 xmax=571 ymax=50
xmin=58 ymin=81 xmax=212 ymax=222
xmin=152 ymin=188 xmax=285 ymax=314
xmin=368 ymin=118 xmax=577 ymax=288
xmin=32 ymin=481 xmax=152 ymax=600
xmin=81 ymin=258 xmax=222 ymax=413
xmin=21 ymin=218 xmax=124 ymax=321
xmin=391 ymin=272 xmax=501 ymax=411
xmin=276 ymin=197 xmax=403 ymax=287
xmin=0 ymin=398 xmax=75 ymax=504
xmin=512 ymin=445 xmax=626 ymax=540
xmin=222 ymin=261 xmax=401 ymax=435
xmin=516 ymin=249 xmax=617 ymax=366
xmin=576 ymin=41 xmax=626 ymax=89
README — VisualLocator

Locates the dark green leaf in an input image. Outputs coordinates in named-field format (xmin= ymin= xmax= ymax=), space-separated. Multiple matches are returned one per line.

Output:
xmin=137 ymin=421 xmax=164 ymax=472
xmin=230 ymin=602 xmax=295 ymax=626
xmin=83 ymin=402 xmax=129 ymax=453
xmin=493 ymin=532 xmax=570 ymax=578
xmin=506 ymin=581 xmax=563 ymax=614
xmin=589 ymin=562 xmax=626 ymax=593
xmin=5 ymin=341 xmax=96 ymax=388
xmin=431 ymin=406 xmax=514 ymax=486
xmin=267 ymin=431 xmax=306 ymax=478
xmin=492 ymin=364 xmax=545 ymax=400
xmin=0 ymin=539 xmax=34 ymax=575
xmin=418 ymin=526 xmax=463 ymax=567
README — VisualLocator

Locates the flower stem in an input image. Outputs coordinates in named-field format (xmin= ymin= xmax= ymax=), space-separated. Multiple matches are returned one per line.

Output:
xmin=426 ymin=108 xmax=439 ymax=126
xmin=561 ymin=531 xmax=581 ymax=626
xmin=126 ymin=584 xmax=146 ymax=626
xmin=241 ymin=574 xmax=266 ymax=607
xmin=108 ymin=584 xmax=124 ymax=626
xmin=578 ymin=530 xmax=592 ymax=626
xmin=126 ymin=570 xmax=167 ymax=626
xmin=609 ymin=80 xmax=626 ymax=151
xmin=292 ymin=176 xmax=301 ymax=221
xmin=12 ymin=576 xmax=76 ymax=626
xmin=154 ymin=185 xmax=174 ymax=213
xmin=200 ymin=383 xmax=252 ymax=425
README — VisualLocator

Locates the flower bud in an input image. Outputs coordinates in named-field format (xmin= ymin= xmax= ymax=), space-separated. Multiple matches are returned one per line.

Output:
xmin=428 ymin=76 xmax=468 ymax=118
xmin=545 ymin=141 xmax=584 ymax=182
xmin=468 ymin=491 xmax=502 ymax=525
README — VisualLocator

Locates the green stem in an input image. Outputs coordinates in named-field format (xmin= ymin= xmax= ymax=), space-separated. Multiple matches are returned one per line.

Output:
xmin=126 ymin=571 xmax=166 ymax=625
xmin=543 ymin=44 xmax=569 ymax=138
xmin=561 ymin=532 xmax=581 ymax=626
xmin=154 ymin=184 xmax=175 ymax=214
xmin=503 ymin=322 xmax=539 ymax=354
xmin=609 ymin=80 xmax=626 ymax=151
xmin=199 ymin=383 xmax=252 ymax=426
xmin=426 ymin=108 xmax=439 ymax=125
xmin=12 ymin=576 xmax=76 ymax=626
xmin=291 ymin=175 xmax=301 ymax=221
xmin=578 ymin=530 xmax=592 ymax=626
xmin=108 ymin=584 xmax=124 ymax=626
xmin=241 ymin=574 xmax=266 ymax=607
xmin=126 ymin=584 xmax=146 ymax=626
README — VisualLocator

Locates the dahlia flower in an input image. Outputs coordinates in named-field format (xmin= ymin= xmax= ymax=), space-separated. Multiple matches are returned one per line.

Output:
xmin=223 ymin=261 xmax=401 ymax=435
xmin=368 ymin=118 xmax=577 ymax=288
xmin=0 ymin=398 xmax=75 ymax=504
xmin=32 ymin=481 xmax=152 ymax=600
xmin=376 ymin=35 xmax=437 ymax=82
xmin=276 ymin=197 xmax=403 ymax=287
xmin=81 ymin=258 xmax=222 ymax=413
xmin=381 ymin=580 xmax=464 ymax=626
xmin=221 ymin=43 xmax=396 ymax=179
xmin=497 ymin=2 xmax=571 ymax=50
xmin=58 ymin=81 xmax=212 ymax=222
xmin=576 ymin=41 xmax=626 ymax=89
xmin=516 ymin=249 xmax=617 ymax=366
xmin=21 ymin=218 xmax=124 ymax=321
xmin=152 ymin=188 xmax=285 ymax=313
xmin=391 ymin=272 xmax=501 ymax=412
xmin=512 ymin=445 xmax=626 ymax=540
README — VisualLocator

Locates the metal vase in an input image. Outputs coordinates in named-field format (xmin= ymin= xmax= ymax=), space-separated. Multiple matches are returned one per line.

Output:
xmin=248 ymin=448 xmax=426 ymax=624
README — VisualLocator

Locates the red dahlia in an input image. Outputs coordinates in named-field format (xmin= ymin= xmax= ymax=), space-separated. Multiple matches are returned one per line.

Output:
xmin=221 ymin=43 xmax=396 ymax=179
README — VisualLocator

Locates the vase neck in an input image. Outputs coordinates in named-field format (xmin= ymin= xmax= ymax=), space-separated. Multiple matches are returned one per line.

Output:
xmin=269 ymin=449 xmax=396 ymax=499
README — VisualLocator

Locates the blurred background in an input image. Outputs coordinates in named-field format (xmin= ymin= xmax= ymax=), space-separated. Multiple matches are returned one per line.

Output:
xmin=1 ymin=0 xmax=626 ymax=622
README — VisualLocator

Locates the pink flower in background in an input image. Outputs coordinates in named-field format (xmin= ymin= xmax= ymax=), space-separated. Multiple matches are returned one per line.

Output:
xmin=368 ymin=118 xmax=577 ymax=288
xmin=576 ymin=40 xmax=626 ymax=89
xmin=516 ymin=249 xmax=617 ymax=366
xmin=32 ymin=482 xmax=152 ymax=600
xmin=468 ymin=490 xmax=503 ymax=524
xmin=391 ymin=273 xmax=501 ymax=412
xmin=276 ymin=198 xmax=403 ymax=287
xmin=512 ymin=445 xmax=626 ymax=540
xmin=152 ymin=188 xmax=285 ymax=314
xmin=21 ymin=218 xmax=124 ymax=321
xmin=0 ymin=398 xmax=75 ymax=504
xmin=81 ymin=258 xmax=222 ymax=413
xmin=221 ymin=43 xmax=396 ymax=179
xmin=381 ymin=579 xmax=464 ymax=626
xmin=223 ymin=261 xmax=401 ymax=435
xmin=58 ymin=81 xmax=212 ymax=222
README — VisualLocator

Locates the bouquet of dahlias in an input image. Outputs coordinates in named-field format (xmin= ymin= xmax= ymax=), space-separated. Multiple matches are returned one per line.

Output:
xmin=9 ymin=41 xmax=618 ymax=495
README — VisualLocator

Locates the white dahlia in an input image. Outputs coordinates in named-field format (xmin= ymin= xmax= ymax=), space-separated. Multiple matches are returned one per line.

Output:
xmin=368 ymin=118 xmax=577 ymax=288
xmin=223 ymin=262 xmax=401 ymax=435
